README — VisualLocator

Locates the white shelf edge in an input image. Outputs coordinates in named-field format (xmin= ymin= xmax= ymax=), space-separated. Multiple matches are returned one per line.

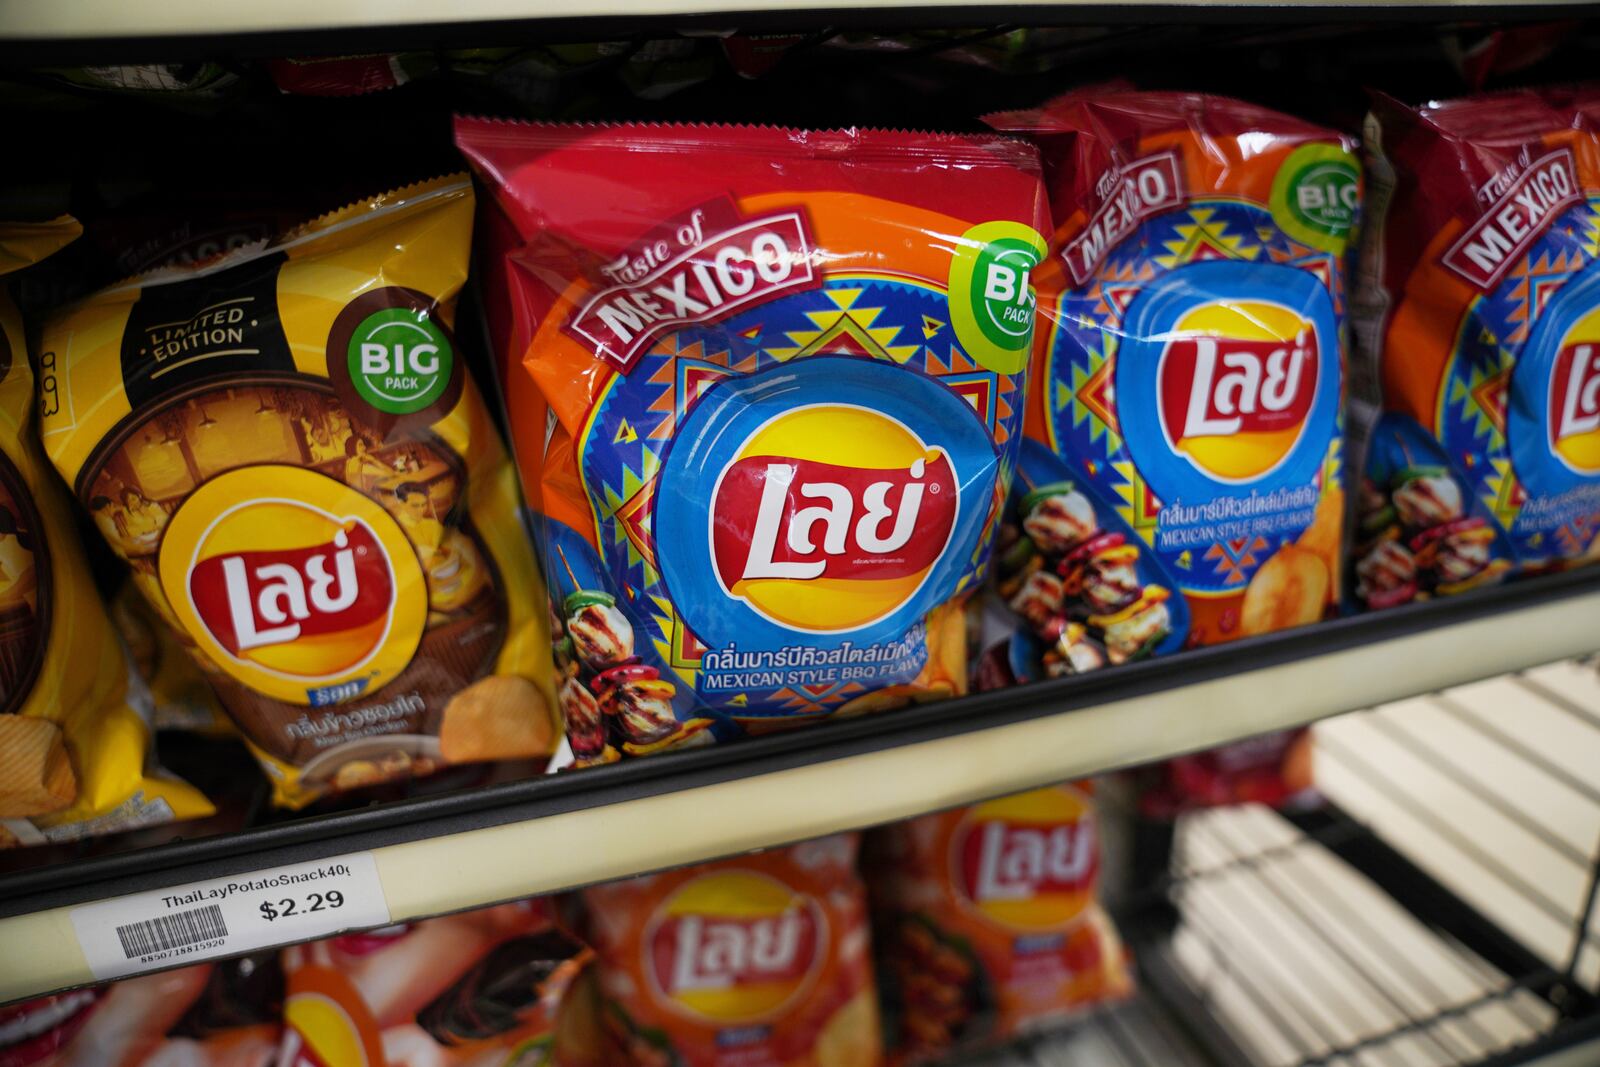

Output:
xmin=1 ymin=585 xmax=1597 ymax=1004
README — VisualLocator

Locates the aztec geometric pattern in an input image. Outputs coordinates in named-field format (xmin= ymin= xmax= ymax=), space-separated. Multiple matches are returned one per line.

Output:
xmin=575 ymin=276 xmax=1025 ymax=717
xmin=1043 ymin=200 xmax=1347 ymax=595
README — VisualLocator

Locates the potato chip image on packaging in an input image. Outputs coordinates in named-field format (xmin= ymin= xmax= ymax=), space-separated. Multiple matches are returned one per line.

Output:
xmin=1353 ymin=88 xmax=1600 ymax=607
xmin=39 ymin=177 xmax=555 ymax=808
xmin=987 ymin=90 xmax=1359 ymax=645
xmin=278 ymin=899 xmax=589 ymax=1067
xmin=993 ymin=439 xmax=1191 ymax=679
xmin=579 ymin=834 xmax=883 ymax=1067
xmin=864 ymin=785 xmax=1132 ymax=1065
xmin=457 ymin=119 xmax=1049 ymax=765
xmin=0 ymin=217 xmax=211 ymax=847
xmin=8 ymin=954 xmax=282 ymax=1067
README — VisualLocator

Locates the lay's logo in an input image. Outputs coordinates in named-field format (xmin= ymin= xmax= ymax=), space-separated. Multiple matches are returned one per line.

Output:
xmin=710 ymin=404 xmax=959 ymax=632
xmin=645 ymin=871 xmax=825 ymax=1023
xmin=1552 ymin=335 xmax=1600 ymax=475
xmin=192 ymin=520 xmax=390 ymax=659
xmin=159 ymin=466 xmax=428 ymax=706
xmin=1156 ymin=301 xmax=1320 ymax=482
xmin=950 ymin=787 xmax=1099 ymax=932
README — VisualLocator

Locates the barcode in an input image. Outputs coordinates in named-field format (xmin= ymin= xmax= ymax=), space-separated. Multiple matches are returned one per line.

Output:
xmin=115 ymin=904 xmax=228 ymax=959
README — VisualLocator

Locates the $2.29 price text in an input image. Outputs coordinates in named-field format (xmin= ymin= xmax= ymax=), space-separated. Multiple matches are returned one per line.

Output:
xmin=259 ymin=890 xmax=345 ymax=922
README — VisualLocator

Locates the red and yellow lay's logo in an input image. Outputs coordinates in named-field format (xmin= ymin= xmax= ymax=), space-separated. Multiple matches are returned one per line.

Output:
xmin=159 ymin=465 xmax=428 ymax=705
xmin=1552 ymin=307 xmax=1600 ymax=475
xmin=951 ymin=786 xmax=1099 ymax=932
xmin=645 ymin=870 xmax=826 ymax=1024
xmin=710 ymin=404 xmax=958 ymax=632
xmin=1157 ymin=301 xmax=1320 ymax=482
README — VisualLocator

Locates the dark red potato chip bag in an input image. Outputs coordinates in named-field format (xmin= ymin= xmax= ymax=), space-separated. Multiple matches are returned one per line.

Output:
xmin=457 ymin=119 xmax=1050 ymax=766
xmin=1354 ymin=88 xmax=1600 ymax=617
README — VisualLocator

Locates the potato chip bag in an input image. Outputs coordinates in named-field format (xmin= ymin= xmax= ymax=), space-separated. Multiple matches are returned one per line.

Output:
xmin=278 ymin=899 xmax=589 ymax=1067
xmin=986 ymin=89 xmax=1359 ymax=646
xmin=1353 ymin=89 xmax=1600 ymax=608
xmin=0 ymin=217 xmax=212 ymax=847
xmin=579 ymin=834 xmax=882 ymax=1067
xmin=5 ymin=954 xmax=282 ymax=1067
xmin=456 ymin=119 xmax=1049 ymax=765
xmin=109 ymin=581 xmax=233 ymax=736
xmin=1136 ymin=727 xmax=1317 ymax=817
xmin=864 ymin=785 xmax=1131 ymax=1065
xmin=38 ymin=177 xmax=555 ymax=808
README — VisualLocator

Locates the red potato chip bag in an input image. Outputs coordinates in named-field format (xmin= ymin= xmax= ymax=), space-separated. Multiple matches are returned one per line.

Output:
xmin=864 ymin=784 xmax=1131 ymax=1065
xmin=1136 ymin=727 xmax=1317 ymax=817
xmin=578 ymin=834 xmax=882 ymax=1067
xmin=986 ymin=88 xmax=1359 ymax=650
xmin=457 ymin=120 xmax=1049 ymax=766
xmin=984 ymin=90 xmax=1360 ymax=816
xmin=278 ymin=899 xmax=589 ymax=1067
xmin=1353 ymin=89 xmax=1600 ymax=611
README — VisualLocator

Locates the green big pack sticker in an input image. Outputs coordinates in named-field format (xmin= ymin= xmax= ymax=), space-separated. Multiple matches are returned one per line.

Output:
xmin=1271 ymin=143 xmax=1361 ymax=254
xmin=949 ymin=220 xmax=1049 ymax=374
xmin=347 ymin=306 xmax=454 ymax=414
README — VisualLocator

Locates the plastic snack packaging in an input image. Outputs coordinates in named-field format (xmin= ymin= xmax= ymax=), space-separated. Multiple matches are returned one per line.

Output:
xmin=864 ymin=784 xmax=1132 ymax=1065
xmin=986 ymin=88 xmax=1359 ymax=647
xmin=983 ymin=90 xmax=1359 ymax=816
xmin=278 ymin=899 xmax=589 ymax=1066
xmin=1353 ymin=88 xmax=1600 ymax=611
xmin=110 ymin=582 xmax=233 ymax=735
xmin=6 ymin=954 xmax=282 ymax=1066
xmin=456 ymin=118 xmax=1049 ymax=766
xmin=38 ymin=177 xmax=556 ymax=809
xmin=990 ymin=439 xmax=1190 ymax=680
xmin=0 ymin=217 xmax=212 ymax=847
xmin=1135 ymin=729 xmax=1317 ymax=816
xmin=578 ymin=833 xmax=883 ymax=1067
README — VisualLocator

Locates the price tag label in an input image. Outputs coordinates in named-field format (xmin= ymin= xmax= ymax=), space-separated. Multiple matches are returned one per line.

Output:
xmin=71 ymin=851 xmax=390 ymax=982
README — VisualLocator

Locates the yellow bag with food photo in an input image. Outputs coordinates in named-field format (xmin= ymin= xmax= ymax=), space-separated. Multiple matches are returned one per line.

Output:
xmin=39 ymin=178 xmax=556 ymax=808
xmin=0 ymin=216 xmax=212 ymax=846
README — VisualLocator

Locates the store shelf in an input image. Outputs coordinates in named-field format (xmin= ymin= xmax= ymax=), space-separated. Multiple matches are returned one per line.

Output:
xmin=1124 ymin=657 xmax=1600 ymax=1067
xmin=913 ymin=658 xmax=1600 ymax=1066
xmin=1 ymin=0 xmax=1597 ymax=63
xmin=1 ymin=568 xmax=1598 ymax=1006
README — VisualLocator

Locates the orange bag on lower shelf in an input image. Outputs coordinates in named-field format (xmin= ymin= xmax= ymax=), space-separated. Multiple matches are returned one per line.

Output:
xmin=579 ymin=834 xmax=883 ymax=1067
xmin=865 ymin=784 xmax=1132 ymax=1065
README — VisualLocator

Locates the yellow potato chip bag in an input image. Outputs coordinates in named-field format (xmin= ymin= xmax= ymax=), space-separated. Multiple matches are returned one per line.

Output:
xmin=39 ymin=178 xmax=555 ymax=808
xmin=0 ymin=216 xmax=212 ymax=846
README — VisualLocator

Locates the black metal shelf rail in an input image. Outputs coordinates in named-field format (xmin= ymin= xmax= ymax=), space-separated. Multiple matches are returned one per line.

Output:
xmin=1126 ymin=659 xmax=1600 ymax=1067
xmin=5 ymin=6 xmax=1600 ymax=68
xmin=1 ymin=566 xmax=1595 ymax=924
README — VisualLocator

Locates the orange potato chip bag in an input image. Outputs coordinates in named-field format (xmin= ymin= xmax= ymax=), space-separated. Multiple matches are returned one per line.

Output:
xmin=865 ymin=784 xmax=1131 ymax=1064
xmin=456 ymin=119 xmax=1049 ymax=766
xmin=579 ymin=834 xmax=882 ymax=1067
